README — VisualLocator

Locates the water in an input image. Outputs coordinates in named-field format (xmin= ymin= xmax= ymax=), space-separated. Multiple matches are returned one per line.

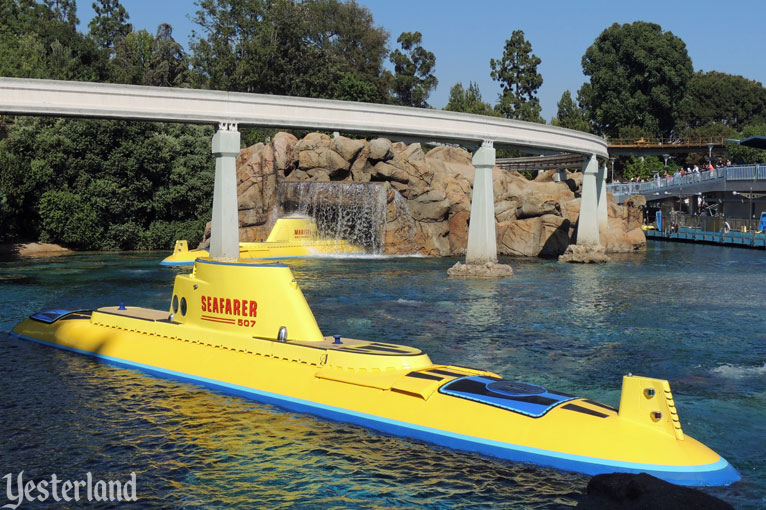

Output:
xmin=0 ymin=244 xmax=764 ymax=509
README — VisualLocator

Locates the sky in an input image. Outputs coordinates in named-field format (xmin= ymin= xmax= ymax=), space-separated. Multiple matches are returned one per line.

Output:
xmin=76 ymin=0 xmax=766 ymax=121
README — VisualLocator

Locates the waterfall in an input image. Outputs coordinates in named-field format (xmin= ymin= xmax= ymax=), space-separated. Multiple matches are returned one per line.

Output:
xmin=277 ymin=182 xmax=387 ymax=253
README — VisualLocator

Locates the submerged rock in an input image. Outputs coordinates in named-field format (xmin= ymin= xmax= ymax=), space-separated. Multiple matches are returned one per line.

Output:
xmin=447 ymin=261 xmax=514 ymax=278
xmin=577 ymin=472 xmax=734 ymax=510
xmin=558 ymin=244 xmax=610 ymax=263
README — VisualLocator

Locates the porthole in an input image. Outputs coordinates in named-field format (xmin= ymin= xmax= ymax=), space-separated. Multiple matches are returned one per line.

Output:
xmin=180 ymin=297 xmax=187 ymax=316
xmin=172 ymin=295 xmax=179 ymax=314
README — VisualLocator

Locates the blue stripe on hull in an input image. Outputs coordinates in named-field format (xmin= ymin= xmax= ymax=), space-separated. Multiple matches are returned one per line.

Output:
xmin=9 ymin=332 xmax=740 ymax=487
xmin=159 ymin=260 xmax=194 ymax=266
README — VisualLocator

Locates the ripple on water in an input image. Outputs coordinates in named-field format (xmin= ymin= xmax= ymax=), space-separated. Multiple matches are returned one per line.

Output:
xmin=1 ymin=245 xmax=763 ymax=508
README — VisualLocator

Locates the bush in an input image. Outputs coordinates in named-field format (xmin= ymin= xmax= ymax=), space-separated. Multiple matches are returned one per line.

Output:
xmin=141 ymin=219 xmax=208 ymax=250
xmin=1 ymin=117 xmax=215 ymax=250
xmin=102 ymin=222 xmax=143 ymax=250
xmin=38 ymin=190 xmax=103 ymax=249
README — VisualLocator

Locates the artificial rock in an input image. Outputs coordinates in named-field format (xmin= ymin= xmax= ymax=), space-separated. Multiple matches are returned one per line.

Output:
xmin=200 ymin=132 xmax=644 ymax=258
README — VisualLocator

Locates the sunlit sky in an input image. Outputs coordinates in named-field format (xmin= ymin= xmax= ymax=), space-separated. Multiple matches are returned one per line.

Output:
xmin=77 ymin=0 xmax=766 ymax=121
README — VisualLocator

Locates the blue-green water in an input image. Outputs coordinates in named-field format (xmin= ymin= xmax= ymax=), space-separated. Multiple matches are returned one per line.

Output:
xmin=0 ymin=243 xmax=764 ymax=509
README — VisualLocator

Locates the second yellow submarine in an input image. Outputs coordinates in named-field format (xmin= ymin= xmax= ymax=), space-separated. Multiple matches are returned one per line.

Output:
xmin=161 ymin=216 xmax=363 ymax=266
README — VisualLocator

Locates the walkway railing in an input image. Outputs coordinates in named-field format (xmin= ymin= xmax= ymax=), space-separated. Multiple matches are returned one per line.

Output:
xmin=607 ymin=136 xmax=726 ymax=148
xmin=607 ymin=164 xmax=766 ymax=202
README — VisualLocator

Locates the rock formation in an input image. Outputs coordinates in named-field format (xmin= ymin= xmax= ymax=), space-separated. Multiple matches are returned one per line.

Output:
xmin=558 ymin=244 xmax=610 ymax=264
xmin=577 ymin=472 xmax=734 ymax=509
xmin=447 ymin=261 xmax=514 ymax=278
xmin=200 ymin=132 xmax=645 ymax=258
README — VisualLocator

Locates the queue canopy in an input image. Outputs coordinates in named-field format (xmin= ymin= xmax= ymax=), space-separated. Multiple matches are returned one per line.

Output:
xmin=739 ymin=136 xmax=766 ymax=149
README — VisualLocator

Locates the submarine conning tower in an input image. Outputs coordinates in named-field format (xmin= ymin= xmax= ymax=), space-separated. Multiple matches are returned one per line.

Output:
xmin=169 ymin=258 xmax=325 ymax=342
xmin=265 ymin=216 xmax=319 ymax=243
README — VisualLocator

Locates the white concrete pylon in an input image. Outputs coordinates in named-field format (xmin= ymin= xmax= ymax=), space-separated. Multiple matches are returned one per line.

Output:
xmin=209 ymin=123 xmax=241 ymax=259
xmin=597 ymin=161 xmax=608 ymax=229
xmin=577 ymin=154 xmax=600 ymax=246
xmin=465 ymin=141 xmax=498 ymax=264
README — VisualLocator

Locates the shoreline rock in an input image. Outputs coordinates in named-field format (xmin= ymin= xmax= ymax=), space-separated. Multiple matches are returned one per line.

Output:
xmin=0 ymin=242 xmax=72 ymax=260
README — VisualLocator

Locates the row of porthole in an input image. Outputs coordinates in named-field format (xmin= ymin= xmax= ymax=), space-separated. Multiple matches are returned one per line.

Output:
xmin=172 ymin=295 xmax=188 ymax=316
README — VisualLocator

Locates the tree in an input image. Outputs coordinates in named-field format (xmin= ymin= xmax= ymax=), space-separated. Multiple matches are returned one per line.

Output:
xmin=0 ymin=0 xmax=105 ymax=81
xmin=191 ymin=0 xmax=326 ymax=96
xmin=580 ymin=21 xmax=693 ymax=138
xmin=112 ymin=24 xmax=189 ymax=87
xmin=39 ymin=189 xmax=103 ymax=248
xmin=145 ymin=23 xmax=190 ymax=87
xmin=679 ymin=71 xmax=766 ymax=131
xmin=191 ymin=0 xmax=388 ymax=101
xmin=444 ymin=82 xmax=496 ymax=116
xmin=303 ymin=0 xmax=389 ymax=102
xmin=88 ymin=0 xmax=132 ymax=53
xmin=389 ymin=31 xmax=437 ymax=107
xmin=0 ymin=117 xmax=215 ymax=249
xmin=727 ymin=124 xmax=766 ymax=164
xmin=551 ymin=90 xmax=590 ymax=132
xmin=334 ymin=73 xmax=379 ymax=103
xmin=489 ymin=30 xmax=543 ymax=122
xmin=110 ymin=29 xmax=153 ymax=84
xmin=623 ymin=155 xmax=665 ymax=181
xmin=43 ymin=0 xmax=78 ymax=26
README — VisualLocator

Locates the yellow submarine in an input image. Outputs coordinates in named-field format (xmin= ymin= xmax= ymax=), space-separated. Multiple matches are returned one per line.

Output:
xmin=11 ymin=258 xmax=739 ymax=486
xmin=161 ymin=216 xmax=363 ymax=266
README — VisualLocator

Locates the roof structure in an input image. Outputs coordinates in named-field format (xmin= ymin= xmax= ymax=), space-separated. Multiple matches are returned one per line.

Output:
xmin=739 ymin=136 xmax=766 ymax=150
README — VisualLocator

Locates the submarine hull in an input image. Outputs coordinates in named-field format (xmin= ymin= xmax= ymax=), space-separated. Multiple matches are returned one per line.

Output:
xmin=10 ymin=260 xmax=740 ymax=487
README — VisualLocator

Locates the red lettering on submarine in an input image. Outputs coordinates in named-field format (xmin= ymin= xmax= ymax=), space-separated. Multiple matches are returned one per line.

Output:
xmin=201 ymin=296 xmax=258 ymax=317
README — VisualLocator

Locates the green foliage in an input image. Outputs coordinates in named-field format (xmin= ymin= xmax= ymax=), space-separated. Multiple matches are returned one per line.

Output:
xmin=0 ymin=117 xmax=215 ymax=249
xmin=444 ymin=82 xmax=497 ymax=116
xmin=38 ymin=189 xmax=103 ymax=248
xmin=334 ymin=73 xmax=379 ymax=103
xmin=679 ymin=71 xmax=766 ymax=131
xmin=617 ymin=125 xmax=655 ymax=140
xmin=43 ymin=0 xmax=79 ymax=26
xmin=304 ymin=0 xmax=389 ymax=102
xmin=0 ymin=0 xmax=106 ymax=81
xmin=489 ymin=30 xmax=543 ymax=122
xmin=190 ymin=0 xmax=388 ymax=101
xmin=0 ymin=32 xmax=48 ymax=79
xmin=145 ymin=23 xmax=190 ymax=87
xmin=88 ymin=0 xmax=132 ymax=52
xmin=727 ymin=124 xmax=766 ymax=164
xmin=191 ymin=0 xmax=290 ymax=92
xmin=111 ymin=24 xmax=190 ymax=86
xmin=110 ymin=29 xmax=153 ymax=84
xmin=623 ymin=155 xmax=665 ymax=181
xmin=679 ymin=122 xmax=737 ymax=141
xmin=551 ymin=90 xmax=590 ymax=132
xmin=141 ymin=219 xmax=209 ymax=250
xmin=580 ymin=21 xmax=693 ymax=137
xmin=389 ymin=31 xmax=437 ymax=107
